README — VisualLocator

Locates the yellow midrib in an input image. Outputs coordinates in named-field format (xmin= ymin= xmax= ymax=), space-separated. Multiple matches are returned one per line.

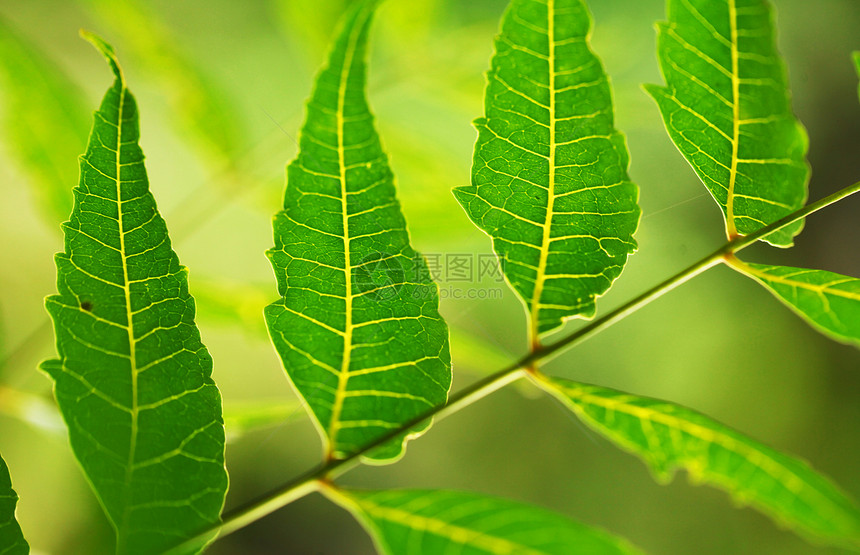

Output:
xmin=359 ymin=500 xmax=548 ymax=555
xmin=725 ymin=0 xmax=741 ymax=239
xmin=528 ymin=0 xmax=557 ymax=343
xmin=738 ymin=261 xmax=860 ymax=302
xmin=113 ymin=68 xmax=139 ymax=548
xmin=326 ymin=13 xmax=367 ymax=457
xmin=560 ymin=384 xmax=846 ymax=518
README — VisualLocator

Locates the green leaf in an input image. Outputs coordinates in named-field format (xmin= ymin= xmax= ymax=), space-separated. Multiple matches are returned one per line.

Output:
xmin=0 ymin=15 xmax=89 ymax=225
xmin=645 ymin=0 xmax=808 ymax=247
xmin=264 ymin=0 xmax=451 ymax=462
xmin=42 ymin=33 xmax=227 ymax=555
xmin=727 ymin=259 xmax=860 ymax=346
xmin=0 ymin=454 xmax=29 ymax=555
xmin=454 ymin=0 xmax=640 ymax=337
xmin=536 ymin=376 xmax=860 ymax=549
xmin=326 ymin=487 xmax=643 ymax=555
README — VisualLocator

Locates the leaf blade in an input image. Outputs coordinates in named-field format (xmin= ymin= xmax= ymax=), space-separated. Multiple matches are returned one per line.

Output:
xmin=0 ymin=454 xmax=29 ymax=555
xmin=728 ymin=259 xmax=860 ymax=346
xmin=42 ymin=33 xmax=227 ymax=555
xmin=645 ymin=0 xmax=808 ymax=246
xmin=328 ymin=488 xmax=643 ymax=555
xmin=454 ymin=0 xmax=640 ymax=337
xmin=265 ymin=0 xmax=451 ymax=462
xmin=537 ymin=376 xmax=860 ymax=549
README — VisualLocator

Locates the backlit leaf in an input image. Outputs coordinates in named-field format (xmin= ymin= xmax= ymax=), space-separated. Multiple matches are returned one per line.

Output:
xmin=42 ymin=33 xmax=227 ymax=555
xmin=454 ymin=0 xmax=640 ymax=338
xmin=728 ymin=259 xmax=860 ymax=346
xmin=264 ymin=0 xmax=451 ymax=462
xmin=645 ymin=0 xmax=808 ymax=246
xmin=0 ymin=15 xmax=89 ymax=225
xmin=0 ymin=454 xmax=28 ymax=555
xmin=537 ymin=376 xmax=860 ymax=549
xmin=327 ymin=488 xmax=643 ymax=555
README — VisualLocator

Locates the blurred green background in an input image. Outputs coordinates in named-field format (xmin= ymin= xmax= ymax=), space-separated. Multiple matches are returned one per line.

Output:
xmin=0 ymin=0 xmax=858 ymax=553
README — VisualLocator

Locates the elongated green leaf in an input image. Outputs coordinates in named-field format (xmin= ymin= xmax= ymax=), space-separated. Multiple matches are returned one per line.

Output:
xmin=537 ymin=376 xmax=860 ymax=549
xmin=0 ymin=387 xmax=65 ymax=437
xmin=0 ymin=454 xmax=28 ymax=555
xmin=42 ymin=33 xmax=227 ymax=555
xmin=0 ymin=16 xmax=89 ymax=225
xmin=645 ymin=0 xmax=808 ymax=246
xmin=454 ymin=0 xmax=640 ymax=337
xmin=326 ymin=487 xmax=643 ymax=555
xmin=728 ymin=259 xmax=860 ymax=346
xmin=265 ymin=0 xmax=451 ymax=462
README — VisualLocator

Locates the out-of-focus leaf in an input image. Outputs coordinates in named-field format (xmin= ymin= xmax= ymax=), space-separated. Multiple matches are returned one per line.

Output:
xmin=645 ymin=0 xmax=808 ymax=246
xmin=728 ymin=259 xmax=860 ymax=346
xmin=191 ymin=279 xmax=270 ymax=337
xmin=272 ymin=0 xmax=353 ymax=65
xmin=454 ymin=0 xmax=640 ymax=338
xmin=854 ymin=52 xmax=860 ymax=100
xmin=265 ymin=0 xmax=451 ymax=462
xmin=537 ymin=376 xmax=860 ymax=549
xmin=0 ymin=16 xmax=89 ymax=225
xmin=42 ymin=33 xmax=227 ymax=555
xmin=327 ymin=487 xmax=643 ymax=555
xmin=82 ymin=0 xmax=242 ymax=163
xmin=223 ymin=399 xmax=303 ymax=441
xmin=449 ymin=327 xmax=513 ymax=374
xmin=0 ymin=387 xmax=65 ymax=437
xmin=0 ymin=453 xmax=28 ymax=555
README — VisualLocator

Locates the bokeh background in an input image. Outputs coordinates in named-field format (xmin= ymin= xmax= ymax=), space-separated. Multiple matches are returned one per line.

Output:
xmin=0 ymin=0 xmax=858 ymax=553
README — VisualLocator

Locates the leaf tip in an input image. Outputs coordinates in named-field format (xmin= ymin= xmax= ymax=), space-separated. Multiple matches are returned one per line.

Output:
xmin=39 ymin=358 xmax=61 ymax=378
xmin=80 ymin=30 xmax=124 ymax=85
xmin=641 ymin=83 xmax=667 ymax=100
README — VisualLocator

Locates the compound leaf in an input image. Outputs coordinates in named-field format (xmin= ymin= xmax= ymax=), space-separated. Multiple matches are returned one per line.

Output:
xmin=727 ymin=259 xmax=860 ymax=346
xmin=0 ymin=15 xmax=89 ymax=225
xmin=0 ymin=454 xmax=28 ymax=555
xmin=537 ymin=376 xmax=860 ymax=549
xmin=326 ymin=487 xmax=643 ymax=555
xmin=42 ymin=33 xmax=227 ymax=555
xmin=454 ymin=0 xmax=640 ymax=338
xmin=645 ymin=0 xmax=808 ymax=247
xmin=265 ymin=0 xmax=451 ymax=462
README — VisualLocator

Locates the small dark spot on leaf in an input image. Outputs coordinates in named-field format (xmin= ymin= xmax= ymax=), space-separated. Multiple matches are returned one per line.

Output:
xmin=81 ymin=301 xmax=93 ymax=311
